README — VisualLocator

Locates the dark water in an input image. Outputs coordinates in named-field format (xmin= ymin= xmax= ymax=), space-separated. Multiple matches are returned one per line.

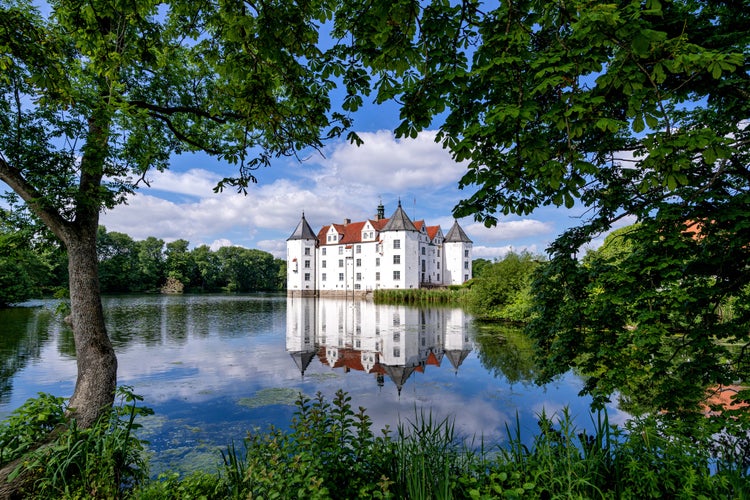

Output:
xmin=0 ymin=294 xmax=628 ymax=475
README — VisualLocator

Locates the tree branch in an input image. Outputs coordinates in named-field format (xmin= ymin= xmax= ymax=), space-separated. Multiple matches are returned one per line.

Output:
xmin=0 ymin=155 xmax=71 ymax=244
xmin=127 ymin=100 xmax=235 ymax=123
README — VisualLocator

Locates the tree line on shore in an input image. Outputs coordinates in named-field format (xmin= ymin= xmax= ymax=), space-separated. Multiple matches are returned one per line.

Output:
xmin=0 ymin=219 xmax=285 ymax=305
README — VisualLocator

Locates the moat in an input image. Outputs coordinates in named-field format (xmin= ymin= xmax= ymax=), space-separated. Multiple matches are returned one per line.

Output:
xmin=0 ymin=294 xmax=628 ymax=475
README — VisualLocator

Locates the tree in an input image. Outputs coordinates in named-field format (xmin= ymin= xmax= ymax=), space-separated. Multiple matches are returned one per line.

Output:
xmin=471 ymin=258 xmax=492 ymax=279
xmin=136 ymin=236 xmax=165 ymax=292
xmin=215 ymin=246 xmax=279 ymax=292
xmin=191 ymin=244 xmax=222 ymax=292
xmin=164 ymin=239 xmax=194 ymax=287
xmin=97 ymin=227 xmax=138 ymax=293
xmin=0 ymin=195 xmax=63 ymax=305
xmin=336 ymin=0 xmax=749 ymax=412
xmin=1 ymin=0 xmax=353 ymax=427
xmin=0 ymin=228 xmax=46 ymax=306
xmin=467 ymin=251 xmax=541 ymax=322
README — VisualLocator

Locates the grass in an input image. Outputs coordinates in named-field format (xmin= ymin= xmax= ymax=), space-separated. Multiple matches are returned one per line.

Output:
xmin=373 ymin=287 xmax=469 ymax=306
xmin=2 ymin=389 xmax=749 ymax=499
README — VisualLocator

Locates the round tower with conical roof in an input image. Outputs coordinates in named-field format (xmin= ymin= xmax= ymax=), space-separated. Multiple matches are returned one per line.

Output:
xmin=379 ymin=200 xmax=420 ymax=290
xmin=287 ymin=212 xmax=318 ymax=296
xmin=443 ymin=220 xmax=473 ymax=285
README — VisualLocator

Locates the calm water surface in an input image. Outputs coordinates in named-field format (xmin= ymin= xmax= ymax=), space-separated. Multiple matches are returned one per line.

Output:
xmin=0 ymin=294 xmax=628 ymax=474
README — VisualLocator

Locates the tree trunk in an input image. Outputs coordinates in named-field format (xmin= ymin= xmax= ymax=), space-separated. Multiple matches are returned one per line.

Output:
xmin=65 ymin=223 xmax=117 ymax=428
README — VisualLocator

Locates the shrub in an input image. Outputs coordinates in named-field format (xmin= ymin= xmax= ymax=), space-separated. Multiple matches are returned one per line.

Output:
xmin=2 ymin=387 xmax=152 ymax=499
xmin=224 ymin=390 xmax=396 ymax=499
xmin=0 ymin=392 xmax=67 ymax=467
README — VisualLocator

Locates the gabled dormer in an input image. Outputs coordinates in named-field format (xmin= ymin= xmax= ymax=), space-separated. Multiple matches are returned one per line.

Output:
xmin=361 ymin=221 xmax=377 ymax=241
xmin=427 ymin=226 xmax=443 ymax=245
xmin=325 ymin=225 xmax=343 ymax=244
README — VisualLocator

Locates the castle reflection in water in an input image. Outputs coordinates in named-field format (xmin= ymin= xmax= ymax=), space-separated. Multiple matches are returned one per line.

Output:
xmin=286 ymin=297 xmax=473 ymax=394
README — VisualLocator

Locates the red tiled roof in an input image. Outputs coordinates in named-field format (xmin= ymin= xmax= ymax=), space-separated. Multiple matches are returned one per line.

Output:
xmin=318 ymin=218 xmax=392 ymax=245
xmin=702 ymin=385 xmax=749 ymax=416
xmin=427 ymin=225 xmax=440 ymax=241
xmin=370 ymin=363 xmax=387 ymax=375
xmin=316 ymin=345 xmax=328 ymax=365
xmin=426 ymin=351 xmax=441 ymax=366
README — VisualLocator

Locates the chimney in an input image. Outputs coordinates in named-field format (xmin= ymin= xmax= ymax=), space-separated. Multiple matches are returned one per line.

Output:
xmin=344 ymin=218 xmax=351 ymax=225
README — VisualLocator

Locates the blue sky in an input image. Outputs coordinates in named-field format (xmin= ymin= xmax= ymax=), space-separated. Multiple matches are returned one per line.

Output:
xmin=96 ymin=121 xmax=611 ymax=260
xmin=0 ymin=93 xmax=619 ymax=260
xmin=95 ymin=75 xmax=614 ymax=260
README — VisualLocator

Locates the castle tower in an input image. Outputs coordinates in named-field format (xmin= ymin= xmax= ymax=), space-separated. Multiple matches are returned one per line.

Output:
xmin=287 ymin=212 xmax=318 ymax=296
xmin=379 ymin=201 xmax=420 ymax=290
xmin=443 ymin=220 xmax=473 ymax=285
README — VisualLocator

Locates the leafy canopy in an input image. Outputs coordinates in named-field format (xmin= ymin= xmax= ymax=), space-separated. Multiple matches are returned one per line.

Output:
xmin=0 ymin=0 xmax=355 ymax=228
xmin=331 ymin=0 xmax=749 ymax=411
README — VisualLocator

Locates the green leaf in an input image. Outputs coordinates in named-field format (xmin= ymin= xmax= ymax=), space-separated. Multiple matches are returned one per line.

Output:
xmin=632 ymin=114 xmax=645 ymax=133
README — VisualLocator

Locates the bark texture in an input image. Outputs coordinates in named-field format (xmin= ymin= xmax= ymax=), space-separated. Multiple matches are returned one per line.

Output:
xmin=64 ymin=225 xmax=117 ymax=428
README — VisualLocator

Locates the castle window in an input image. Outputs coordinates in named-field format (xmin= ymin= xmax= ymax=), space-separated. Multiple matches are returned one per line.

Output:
xmin=437 ymin=274 xmax=440 ymax=281
xmin=322 ymin=260 xmax=327 ymax=268
xmin=304 ymin=273 xmax=310 ymax=281
xmin=393 ymin=239 xmax=400 ymax=249
xmin=464 ymin=261 xmax=469 ymax=269
xmin=393 ymin=255 xmax=400 ymax=264
xmin=393 ymin=270 xmax=401 ymax=280
xmin=376 ymin=272 xmax=380 ymax=281
xmin=339 ymin=273 xmax=344 ymax=281
xmin=338 ymin=246 xmax=343 ymax=255
xmin=356 ymin=258 xmax=361 ymax=267
xmin=356 ymin=273 xmax=362 ymax=281
xmin=322 ymin=248 xmax=326 ymax=255
xmin=322 ymin=273 xmax=327 ymax=281
xmin=304 ymin=260 xmax=310 ymax=268
xmin=464 ymin=249 xmax=469 ymax=257
xmin=356 ymin=245 xmax=361 ymax=254
xmin=465 ymin=274 xmax=469 ymax=281
xmin=304 ymin=248 xmax=310 ymax=255
xmin=339 ymin=259 xmax=344 ymax=267
xmin=376 ymin=257 xmax=380 ymax=266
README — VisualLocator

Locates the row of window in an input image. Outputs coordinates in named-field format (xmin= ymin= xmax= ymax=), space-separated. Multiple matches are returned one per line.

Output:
xmin=318 ymin=239 xmax=404 ymax=253
xmin=307 ymin=240 xmax=457 ymax=258
xmin=305 ymin=272 xmax=467 ymax=283
xmin=312 ymin=271 xmax=403 ymax=282
xmin=310 ymin=255 xmax=452 ymax=270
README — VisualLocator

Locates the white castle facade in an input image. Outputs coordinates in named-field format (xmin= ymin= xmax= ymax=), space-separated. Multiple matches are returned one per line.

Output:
xmin=287 ymin=202 xmax=473 ymax=297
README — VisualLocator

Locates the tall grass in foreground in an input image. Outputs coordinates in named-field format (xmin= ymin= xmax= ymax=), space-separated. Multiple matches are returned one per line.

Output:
xmin=157 ymin=391 xmax=749 ymax=500
xmin=3 ymin=390 xmax=749 ymax=499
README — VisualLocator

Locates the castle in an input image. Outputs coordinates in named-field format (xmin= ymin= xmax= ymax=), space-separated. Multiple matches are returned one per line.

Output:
xmin=286 ymin=201 xmax=473 ymax=297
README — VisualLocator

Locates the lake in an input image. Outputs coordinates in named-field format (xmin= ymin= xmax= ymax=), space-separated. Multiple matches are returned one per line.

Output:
xmin=0 ymin=294 xmax=628 ymax=475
